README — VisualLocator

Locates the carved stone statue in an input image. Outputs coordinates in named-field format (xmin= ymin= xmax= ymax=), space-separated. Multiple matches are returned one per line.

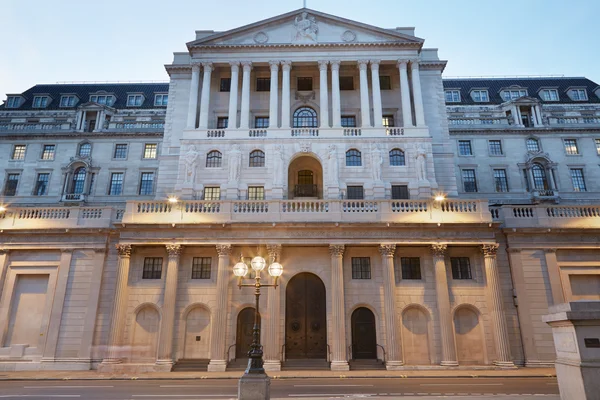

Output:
xmin=273 ymin=145 xmax=284 ymax=186
xmin=327 ymin=144 xmax=339 ymax=185
xmin=183 ymin=145 xmax=199 ymax=184
xmin=293 ymin=12 xmax=318 ymax=42
xmin=371 ymin=143 xmax=383 ymax=182
xmin=228 ymin=144 xmax=242 ymax=183
xmin=415 ymin=143 xmax=428 ymax=182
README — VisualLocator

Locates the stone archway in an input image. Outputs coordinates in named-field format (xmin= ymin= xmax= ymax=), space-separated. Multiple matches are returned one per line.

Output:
xmin=236 ymin=307 xmax=256 ymax=359
xmin=454 ymin=306 xmax=485 ymax=365
xmin=131 ymin=306 xmax=160 ymax=363
xmin=288 ymin=155 xmax=323 ymax=199
xmin=183 ymin=306 xmax=211 ymax=359
xmin=351 ymin=307 xmax=377 ymax=359
xmin=402 ymin=306 xmax=432 ymax=365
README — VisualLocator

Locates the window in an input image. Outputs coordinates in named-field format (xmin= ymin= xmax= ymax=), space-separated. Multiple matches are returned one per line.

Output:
xmin=143 ymin=143 xmax=158 ymax=159
xmin=142 ymin=257 xmax=163 ymax=279
xmin=351 ymin=257 xmax=371 ymax=279
xmin=571 ymin=89 xmax=588 ymax=101
xmin=206 ymin=150 xmax=222 ymax=168
xmin=4 ymin=173 xmax=19 ymax=196
xmin=203 ymin=187 xmax=221 ymax=200
xmin=34 ymin=173 xmax=49 ymax=196
xmin=445 ymin=90 xmax=460 ymax=102
xmin=11 ymin=145 xmax=26 ymax=160
xmin=220 ymin=78 xmax=231 ymax=92
xmin=6 ymin=96 xmax=21 ymax=108
xmin=451 ymin=257 xmax=472 ymax=280
xmin=249 ymin=150 xmax=265 ymax=167
xmin=472 ymin=90 xmax=489 ymax=102
xmin=382 ymin=115 xmax=395 ymax=127
xmin=379 ymin=76 xmax=391 ymax=90
xmin=596 ymin=139 xmax=600 ymax=155
xmin=391 ymin=185 xmax=409 ymax=199
xmin=217 ymin=117 xmax=228 ymax=129
xmin=502 ymin=89 xmax=527 ymax=101
xmin=488 ymin=140 xmax=503 ymax=155
xmin=341 ymin=116 xmax=356 ymax=127
xmin=255 ymin=117 xmax=269 ymax=128
xmin=78 ymin=143 xmax=92 ymax=157
xmin=154 ymin=94 xmax=168 ymax=106
xmin=60 ymin=95 xmax=77 ymax=107
xmin=564 ymin=139 xmax=579 ymax=155
xmin=532 ymin=163 xmax=549 ymax=190
xmin=347 ymin=185 xmax=364 ymax=200
xmin=389 ymin=149 xmax=406 ymax=166
xmin=90 ymin=95 xmax=115 ymax=106
xmin=401 ymin=257 xmax=421 ymax=280
xmin=32 ymin=96 xmax=49 ymax=108
xmin=114 ymin=144 xmax=128 ymax=159
xmin=297 ymin=77 xmax=313 ymax=91
xmin=526 ymin=138 xmax=540 ymax=152
xmin=346 ymin=149 xmax=362 ymax=166
xmin=293 ymin=107 xmax=318 ymax=128
xmin=127 ymin=95 xmax=143 ymax=107
xmin=540 ymin=89 xmax=559 ymax=101
xmin=462 ymin=169 xmax=477 ymax=192
xmin=256 ymin=77 xmax=270 ymax=92
xmin=570 ymin=168 xmax=586 ymax=192
xmin=248 ymin=186 xmax=265 ymax=200
xmin=192 ymin=257 xmax=212 ymax=279
xmin=339 ymin=77 xmax=354 ymax=90
xmin=71 ymin=167 xmax=86 ymax=194
xmin=109 ymin=173 xmax=124 ymax=195
xmin=458 ymin=140 xmax=472 ymax=156
xmin=493 ymin=169 xmax=509 ymax=192
xmin=139 ymin=172 xmax=155 ymax=195
xmin=41 ymin=145 xmax=56 ymax=160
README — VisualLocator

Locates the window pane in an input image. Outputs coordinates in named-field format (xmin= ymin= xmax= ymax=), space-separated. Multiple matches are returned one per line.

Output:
xmin=12 ymin=145 xmax=26 ymax=160
xmin=203 ymin=187 xmax=221 ymax=200
xmin=42 ymin=145 xmax=56 ymax=160
xmin=462 ymin=169 xmax=477 ymax=192
xmin=33 ymin=173 xmax=49 ymax=196
xmin=72 ymin=167 xmax=86 ymax=194
xmin=526 ymin=138 xmax=540 ymax=152
xmin=389 ymin=149 xmax=405 ymax=166
xmin=346 ymin=149 xmax=361 ymax=166
xmin=220 ymin=78 xmax=231 ymax=92
xmin=351 ymin=257 xmax=371 ymax=279
xmin=532 ymin=164 xmax=548 ymax=190
xmin=339 ymin=77 xmax=354 ymax=90
xmin=255 ymin=117 xmax=269 ymax=128
xmin=451 ymin=257 xmax=472 ymax=279
xmin=206 ymin=151 xmax=222 ymax=168
xmin=458 ymin=140 xmax=472 ymax=156
xmin=382 ymin=115 xmax=395 ymax=127
xmin=293 ymin=107 xmax=318 ymax=128
xmin=488 ymin=140 xmax=503 ymax=155
xmin=4 ymin=173 xmax=19 ymax=196
xmin=248 ymin=186 xmax=264 ymax=200
xmin=78 ymin=143 xmax=91 ymax=157
xmin=192 ymin=257 xmax=212 ymax=279
xmin=217 ymin=117 xmax=228 ymax=129
xmin=401 ymin=257 xmax=421 ymax=280
xmin=139 ymin=172 xmax=154 ymax=195
xmin=143 ymin=257 xmax=163 ymax=279
xmin=109 ymin=173 xmax=124 ymax=195
xmin=144 ymin=144 xmax=157 ymax=159
xmin=379 ymin=76 xmax=391 ymax=90
xmin=249 ymin=150 xmax=265 ymax=167
xmin=114 ymin=144 xmax=128 ymax=159
xmin=391 ymin=185 xmax=409 ymax=199
xmin=346 ymin=186 xmax=364 ymax=200
xmin=493 ymin=169 xmax=508 ymax=192
xmin=341 ymin=116 xmax=356 ymax=127
xmin=564 ymin=139 xmax=579 ymax=155
xmin=571 ymin=169 xmax=586 ymax=192
xmin=256 ymin=78 xmax=270 ymax=92
xmin=297 ymin=77 xmax=313 ymax=91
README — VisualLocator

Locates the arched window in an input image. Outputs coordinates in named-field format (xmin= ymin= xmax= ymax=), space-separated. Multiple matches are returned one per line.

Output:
xmin=526 ymin=138 xmax=540 ymax=152
xmin=249 ymin=150 xmax=265 ymax=167
xmin=206 ymin=150 xmax=222 ymax=168
xmin=389 ymin=148 xmax=405 ymax=166
xmin=532 ymin=163 xmax=548 ymax=190
xmin=346 ymin=149 xmax=362 ymax=166
xmin=78 ymin=143 xmax=91 ymax=157
xmin=72 ymin=167 xmax=86 ymax=194
xmin=293 ymin=107 xmax=318 ymax=128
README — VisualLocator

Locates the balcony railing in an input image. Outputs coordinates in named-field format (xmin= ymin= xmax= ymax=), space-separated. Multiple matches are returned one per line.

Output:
xmin=492 ymin=204 xmax=600 ymax=229
xmin=0 ymin=122 xmax=73 ymax=132
xmin=448 ymin=117 xmax=509 ymax=127
xmin=0 ymin=206 xmax=120 ymax=230
xmin=294 ymin=184 xmax=318 ymax=198
xmin=61 ymin=193 xmax=86 ymax=202
xmin=548 ymin=117 xmax=600 ymax=125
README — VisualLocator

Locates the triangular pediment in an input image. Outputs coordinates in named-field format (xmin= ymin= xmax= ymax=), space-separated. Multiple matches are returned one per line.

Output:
xmin=504 ymin=96 xmax=541 ymax=106
xmin=188 ymin=8 xmax=424 ymax=48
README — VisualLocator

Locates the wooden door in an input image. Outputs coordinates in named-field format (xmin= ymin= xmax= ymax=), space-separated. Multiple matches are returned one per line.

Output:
xmin=351 ymin=307 xmax=377 ymax=359
xmin=236 ymin=307 xmax=255 ymax=359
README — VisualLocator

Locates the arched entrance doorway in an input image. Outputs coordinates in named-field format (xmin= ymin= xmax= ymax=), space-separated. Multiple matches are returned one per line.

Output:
xmin=351 ymin=307 xmax=377 ymax=359
xmin=293 ymin=106 xmax=318 ymax=128
xmin=285 ymin=273 xmax=327 ymax=359
xmin=236 ymin=307 xmax=256 ymax=359
xmin=454 ymin=307 xmax=485 ymax=365
xmin=183 ymin=306 xmax=211 ymax=359
xmin=288 ymin=155 xmax=323 ymax=199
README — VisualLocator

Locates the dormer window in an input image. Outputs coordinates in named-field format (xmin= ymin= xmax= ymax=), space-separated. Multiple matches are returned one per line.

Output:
xmin=471 ymin=90 xmax=489 ymax=102
xmin=33 ymin=96 xmax=49 ymax=108
xmin=502 ymin=89 xmax=527 ymax=101
xmin=445 ymin=90 xmax=461 ymax=102
xmin=127 ymin=94 xmax=144 ymax=107
xmin=569 ymin=89 xmax=588 ymax=101
xmin=90 ymin=95 xmax=115 ymax=106
xmin=154 ymin=94 xmax=168 ymax=106
xmin=6 ymin=96 xmax=21 ymax=108
xmin=60 ymin=95 xmax=77 ymax=107
xmin=539 ymin=89 xmax=559 ymax=101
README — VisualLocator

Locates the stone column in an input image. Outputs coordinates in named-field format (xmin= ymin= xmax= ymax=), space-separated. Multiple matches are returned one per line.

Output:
xmin=208 ymin=244 xmax=232 ymax=371
xmin=515 ymin=106 xmax=523 ymax=126
xmin=198 ymin=62 xmax=213 ymax=129
xmin=268 ymin=61 xmax=279 ymax=129
xmin=101 ymin=244 xmax=132 ymax=365
xmin=527 ymin=167 xmax=535 ymax=191
xmin=431 ymin=244 xmax=458 ymax=366
xmin=379 ymin=244 xmax=403 ymax=369
xmin=0 ymin=249 xmax=10 ymax=300
xmin=330 ymin=61 xmax=342 ymax=128
xmin=397 ymin=60 xmax=414 ymax=127
xmin=186 ymin=64 xmax=201 ymax=129
xmin=156 ymin=244 xmax=182 ymax=368
xmin=482 ymin=244 xmax=515 ymax=368
xmin=370 ymin=60 xmax=383 ymax=128
xmin=227 ymin=62 xmax=240 ymax=129
xmin=239 ymin=62 xmax=252 ymax=130
xmin=410 ymin=60 xmax=426 ymax=127
xmin=358 ymin=60 xmax=371 ymax=127
xmin=281 ymin=61 xmax=292 ymax=129
xmin=264 ymin=245 xmax=282 ymax=371
xmin=329 ymin=244 xmax=349 ymax=370
xmin=318 ymin=60 xmax=330 ymax=129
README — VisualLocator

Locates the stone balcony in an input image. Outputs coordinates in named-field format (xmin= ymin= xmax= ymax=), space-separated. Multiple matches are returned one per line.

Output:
xmin=490 ymin=204 xmax=600 ymax=229
xmin=0 ymin=206 xmax=122 ymax=230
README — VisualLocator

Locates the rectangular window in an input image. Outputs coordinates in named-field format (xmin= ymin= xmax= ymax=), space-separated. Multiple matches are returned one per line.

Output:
xmin=41 ymin=144 xmax=56 ymax=160
xmin=445 ymin=90 xmax=460 ymax=102
xmin=571 ymin=89 xmax=588 ymax=101
xmin=143 ymin=143 xmax=158 ymax=159
xmin=341 ymin=115 xmax=356 ymax=127
xmin=346 ymin=186 xmax=364 ymax=200
xmin=493 ymin=169 xmax=509 ymax=192
xmin=11 ymin=145 xmax=26 ymax=160
xmin=60 ymin=95 xmax=76 ymax=107
xmin=297 ymin=77 xmax=313 ymax=91
xmin=256 ymin=77 xmax=270 ymax=92
xmin=564 ymin=139 xmax=579 ymax=155
xmin=203 ymin=187 xmax=221 ymax=201
xmin=34 ymin=173 xmax=50 ymax=196
xmin=139 ymin=172 xmax=154 ymax=195
xmin=391 ymin=185 xmax=409 ymax=199
xmin=571 ymin=168 xmax=586 ymax=192
xmin=217 ymin=117 xmax=228 ymax=129
xmin=351 ymin=257 xmax=371 ymax=279
xmin=142 ymin=257 xmax=163 ymax=279
xmin=458 ymin=140 xmax=472 ymax=156
xmin=488 ymin=140 xmax=503 ymax=155
xmin=596 ymin=139 xmax=600 ymax=155
xmin=90 ymin=95 xmax=114 ymax=106
xmin=4 ymin=173 xmax=19 ymax=196
xmin=339 ymin=76 xmax=354 ymax=90
xmin=33 ymin=96 xmax=48 ymax=108
xmin=127 ymin=95 xmax=143 ymax=107
xmin=462 ymin=169 xmax=478 ymax=192
xmin=472 ymin=90 xmax=489 ymax=102
xmin=220 ymin=78 xmax=231 ymax=92
xmin=379 ymin=76 xmax=391 ymax=90
xmin=248 ymin=186 xmax=265 ymax=200
xmin=401 ymin=257 xmax=421 ymax=280
xmin=540 ymin=89 xmax=559 ymax=101
xmin=114 ymin=144 xmax=128 ymax=159
xmin=6 ymin=97 xmax=20 ymax=108
xmin=255 ymin=117 xmax=269 ymax=128
xmin=154 ymin=94 xmax=168 ymax=106
xmin=382 ymin=115 xmax=395 ymax=127
xmin=192 ymin=257 xmax=212 ymax=279
xmin=451 ymin=257 xmax=472 ymax=280
xmin=109 ymin=173 xmax=124 ymax=195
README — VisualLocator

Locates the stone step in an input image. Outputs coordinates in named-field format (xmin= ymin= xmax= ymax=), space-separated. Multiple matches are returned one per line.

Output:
xmin=349 ymin=359 xmax=386 ymax=370
xmin=227 ymin=358 xmax=249 ymax=371
xmin=172 ymin=358 xmax=210 ymax=372
xmin=282 ymin=359 xmax=330 ymax=371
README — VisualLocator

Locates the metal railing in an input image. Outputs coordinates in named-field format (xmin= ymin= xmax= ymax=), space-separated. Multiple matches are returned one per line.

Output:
xmin=294 ymin=184 xmax=318 ymax=198
xmin=226 ymin=343 xmax=236 ymax=362
xmin=376 ymin=344 xmax=386 ymax=363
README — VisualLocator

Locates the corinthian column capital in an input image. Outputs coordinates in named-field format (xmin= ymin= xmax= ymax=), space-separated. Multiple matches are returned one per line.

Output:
xmin=369 ymin=60 xmax=381 ymax=70
xmin=379 ymin=244 xmax=396 ymax=257
xmin=216 ymin=244 xmax=232 ymax=256
xmin=329 ymin=244 xmax=345 ymax=257
xmin=281 ymin=60 xmax=292 ymax=71
xmin=269 ymin=60 xmax=280 ymax=71
xmin=266 ymin=244 xmax=282 ymax=262
xmin=241 ymin=61 xmax=253 ymax=71
xmin=430 ymin=244 xmax=447 ymax=257
xmin=166 ymin=244 xmax=182 ymax=257
xmin=201 ymin=62 xmax=213 ymax=71
xmin=409 ymin=59 xmax=420 ymax=69
xmin=229 ymin=61 xmax=240 ymax=71
xmin=317 ymin=60 xmax=329 ymax=71
xmin=396 ymin=59 xmax=409 ymax=69
xmin=191 ymin=63 xmax=201 ymax=73
xmin=357 ymin=59 xmax=369 ymax=71
xmin=330 ymin=60 xmax=341 ymax=71
xmin=116 ymin=244 xmax=132 ymax=258
xmin=482 ymin=244 xmax=499 ymax=257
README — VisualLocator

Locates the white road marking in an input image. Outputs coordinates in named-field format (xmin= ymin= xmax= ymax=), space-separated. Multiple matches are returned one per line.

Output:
xmin=420 ymin=383 xmax=504 ymax=386
xmin=24 ymin=386 xmax=114 ymax=389
xmin=0 ymin=396 xmax=80 ymax=398
xmin=288 ymin=395 xmax=377 ymax=398
xmin=159 ymin=385 xmax=234 ymax=388
xmin=132 ymin=396 xmax=235 ymax=398
xmin=293 ymin=384 xmax=374 ymax=387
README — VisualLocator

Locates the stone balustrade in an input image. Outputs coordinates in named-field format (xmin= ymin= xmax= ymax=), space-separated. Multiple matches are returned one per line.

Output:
xmin=495 ymin=204 xmax=600 ymax=229
xmin=548 ymin=116 xmax=600 ymax=125
xmin=0 ymin=122 xmax=73 ymax=132
xmin=0 ymin=206 xmax=121 ymax=230
xmin=448 ymin=117 xmax=509 ymax=127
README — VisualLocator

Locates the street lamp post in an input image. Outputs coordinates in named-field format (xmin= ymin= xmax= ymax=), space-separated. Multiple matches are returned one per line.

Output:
xmin=233 ymin=254 xmax=283 ymax=400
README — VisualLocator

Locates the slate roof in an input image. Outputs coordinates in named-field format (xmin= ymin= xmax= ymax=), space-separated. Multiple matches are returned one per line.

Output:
xmin=1 ymin=83 xmax=169 ymax=111
xmin=442 ymin=77 xmax=600 ymax=105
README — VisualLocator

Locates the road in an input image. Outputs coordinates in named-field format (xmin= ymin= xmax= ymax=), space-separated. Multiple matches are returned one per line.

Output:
xmin=0 ymin=377 xmax=559 ymax=399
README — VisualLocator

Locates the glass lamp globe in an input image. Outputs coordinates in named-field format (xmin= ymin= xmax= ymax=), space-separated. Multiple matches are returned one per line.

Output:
xmin=233 ymin=261 xmax=248 ymax=277
xmin=268 ymin=262 xmax=283 ymax=277
xmin=251 ymin=256 xmax=266 ymax=272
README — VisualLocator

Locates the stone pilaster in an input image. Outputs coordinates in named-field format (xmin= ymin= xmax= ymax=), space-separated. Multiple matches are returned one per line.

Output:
xmin=379 ymin=244 xmax=403 ymax=369
xmin=263 ymin=244 xmax=282 ymax=371
xmin=281 ymin=61 xmax=292 ymax=129
xmin=208 ymin=244 xmax=232 ymax=371
xmin=239 ymin=62 xmax=253 ymax=129
xmin=268 ymin=61 xmax=279 ymax=129
xmin=318 ymin=60 xmax=329 ymax=128
xmin=357 ymin=60 xmax=371 ymax=127
xmin=198 ymin=62 xmax=213 ymax=129
xmin=397 ymin=60 xmax=413 ymax=127
xmin=186 ymin=64 xmax=200 ymax=129
xmin=329 ymin=244 xmax=349 ymax=370
xmin=0 ymin=249 xmax=10 ymax=300
xmin=370 ymin=60 xmax=383 ymax=128
xmin=330 ymin=61 xmax=342 ymax=128
xmin=227 ymin=62 xmax=240 ymax=129
xmin=156 ymin=244 xmax=182 ymax=369
xmin=431 ymin=244 xmax=458 ymax=366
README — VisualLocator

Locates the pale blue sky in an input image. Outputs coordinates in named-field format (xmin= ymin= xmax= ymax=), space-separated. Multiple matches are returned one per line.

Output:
xmin=2 ymin=0 xmax=599 ymax=97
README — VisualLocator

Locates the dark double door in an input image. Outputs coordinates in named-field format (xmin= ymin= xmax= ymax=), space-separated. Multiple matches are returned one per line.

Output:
xmin=236 ymin=307 xmax=256 ymax=359
xmin=285 ymin=273 xmax=327 ymax=359
xmin=351 ymin=307 xmax=377 ymax=359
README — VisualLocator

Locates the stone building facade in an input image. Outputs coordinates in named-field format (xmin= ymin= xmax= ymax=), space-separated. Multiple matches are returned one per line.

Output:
xmin=0 ymin=8 xmax=599 ymax=372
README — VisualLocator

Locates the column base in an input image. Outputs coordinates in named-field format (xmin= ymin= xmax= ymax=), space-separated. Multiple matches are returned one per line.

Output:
xmin=155 ymin=359 xmax=174 ymax=372
xmin=263 ymin=360 xmax=281 ymax=372
xmin=208 ymin=359 xmax=228 ymax=372
xmin=238 ymin=372 xmax=271 ymax=400
xmin=440 ymin=360 xmax=459 ymax=367
xmin=330 ymin=360 xmax=350 ymax=371
xmin=494 ymin=360 xmax=518 ymax=369
xmin=385 ymin=360 xmax=405 ymax=370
